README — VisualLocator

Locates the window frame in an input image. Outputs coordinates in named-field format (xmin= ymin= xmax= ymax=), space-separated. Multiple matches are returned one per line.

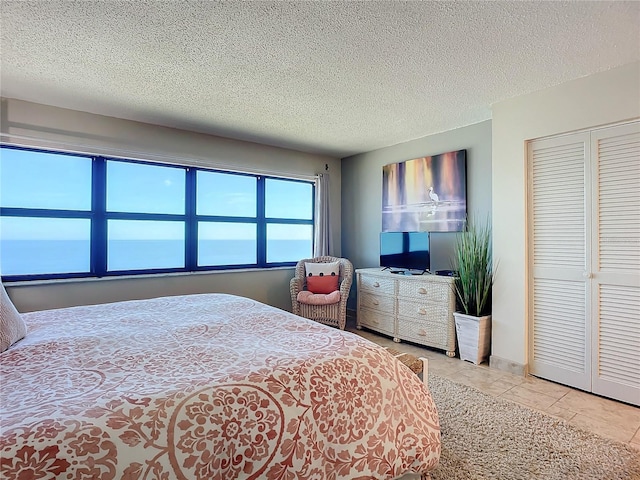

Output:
xmin=0 ymin=145 xmax=315 ymax=281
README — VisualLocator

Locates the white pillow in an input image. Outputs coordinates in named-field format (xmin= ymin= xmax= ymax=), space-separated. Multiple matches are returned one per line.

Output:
xmin=1 ymin=283 xmax=27 ymax=353
xmin=305 ymin=261 xmax=340 ymax=278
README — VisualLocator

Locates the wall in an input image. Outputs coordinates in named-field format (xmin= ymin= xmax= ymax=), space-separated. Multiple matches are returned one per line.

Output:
xmin=0 ymin=98 xmax=341 ymax=312
xmin=341 ymin=120 xmax=493 ymax=309
xmin=491 ymin=62 xmax=640 ymax=373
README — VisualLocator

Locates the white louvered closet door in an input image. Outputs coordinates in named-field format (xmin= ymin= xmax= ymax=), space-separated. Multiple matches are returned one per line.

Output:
xmin=590 ymin=122 xmax=640 ymax=406
xmin=529 ymin=132 xmax=592 ymax=392
xmin=529 ymin=121 xmax=640 ymax=406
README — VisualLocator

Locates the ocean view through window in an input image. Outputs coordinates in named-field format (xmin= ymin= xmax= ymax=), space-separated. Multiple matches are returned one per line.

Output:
xmin=0 ymin=145 xmax=315 ymax=280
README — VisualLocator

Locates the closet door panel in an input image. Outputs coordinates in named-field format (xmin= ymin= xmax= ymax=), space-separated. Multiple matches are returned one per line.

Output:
xmin=591 ymin=122 xmax=640 ymax=405
xmin=528 ymin=132 xmax=591 ymax=391
xmin=595 ymin=124 xmax=640 ymax=276
xmin=595 ymin=284 xmax=640 ymax=404
xmin=531 ymin=278 xmax=588 ymax=387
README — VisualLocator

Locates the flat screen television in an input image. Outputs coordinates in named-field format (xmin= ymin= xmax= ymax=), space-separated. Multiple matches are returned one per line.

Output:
xmin=379 ymin=232 xmax=430 ymax=273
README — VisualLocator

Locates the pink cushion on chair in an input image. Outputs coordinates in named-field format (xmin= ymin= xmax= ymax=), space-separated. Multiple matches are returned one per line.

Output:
xmin=306 ymin=275 xmax=339 ymax=294
xmin=297 ymin=290 xmax=341 ymax=305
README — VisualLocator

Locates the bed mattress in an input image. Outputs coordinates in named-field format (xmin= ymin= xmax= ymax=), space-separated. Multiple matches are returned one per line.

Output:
xmin=0 ymin=293 xmax=439 ymax=479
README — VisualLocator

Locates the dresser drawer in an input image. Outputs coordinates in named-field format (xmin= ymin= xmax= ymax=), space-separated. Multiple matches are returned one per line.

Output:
xmin=359 ymin=291 xmax=395 ymax=314
xmin=397 ymin=298 xmax=449 ymax=323
xmin=357 ymin=308 xmax=395 ymax=336
xmin=359 ymin=274 xmax=396 ymax=295
xmin=397 ymin=316 xmax=451 ymax=350
xmin=397 ymin=279 xmax=451 ymax=303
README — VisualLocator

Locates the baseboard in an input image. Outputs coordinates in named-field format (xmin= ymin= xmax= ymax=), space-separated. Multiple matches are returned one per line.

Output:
xmin=489 ymin=355 xmax=528 ymax=377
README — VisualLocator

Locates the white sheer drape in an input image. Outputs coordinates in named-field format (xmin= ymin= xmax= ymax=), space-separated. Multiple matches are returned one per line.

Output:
xmin=313 ymin=173 xmax=331 ymax=257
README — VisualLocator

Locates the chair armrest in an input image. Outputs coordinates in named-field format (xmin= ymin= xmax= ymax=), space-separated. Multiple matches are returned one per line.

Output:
xmin=338 ymin=276 xmax=353 ymax=297
xmin=290 ymin=277 xmax=304 ymax=296
xmin=290 ymin=277 xmax=305 ymax=315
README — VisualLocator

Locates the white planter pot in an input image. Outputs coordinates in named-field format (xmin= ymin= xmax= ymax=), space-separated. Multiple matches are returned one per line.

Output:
xmin=453 ymin=312 xmax=492 ymax=365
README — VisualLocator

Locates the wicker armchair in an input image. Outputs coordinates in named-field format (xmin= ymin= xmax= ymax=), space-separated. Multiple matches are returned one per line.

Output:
xmin=290 ymin=256 xmax=354 ymax=330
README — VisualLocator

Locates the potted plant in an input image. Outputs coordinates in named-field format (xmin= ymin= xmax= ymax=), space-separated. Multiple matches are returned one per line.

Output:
xmin=452 ymin=217 xmax=495 ymax=365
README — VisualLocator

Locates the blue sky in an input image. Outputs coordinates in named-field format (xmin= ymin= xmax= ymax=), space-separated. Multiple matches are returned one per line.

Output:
xmin=0 ymin=148 xmax=313 ymax=241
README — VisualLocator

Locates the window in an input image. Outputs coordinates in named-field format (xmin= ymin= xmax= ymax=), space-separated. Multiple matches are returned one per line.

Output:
xmin=0 ymin=145 xmax=315 ymax=280
xmin=0 ymin=148 xmax=92 ymax=210
xmin=196 ymin=171 xmax=256 ymax=217
xmin=107 ymin=160 xmax=186 ymax=214
xmin=105 ymin=160 xmax=187 ymax=272
xmin=198 ymin=222 xmax=257 ymax=266
xmin=266 ymin=224 xmax=313 ymax=263
xmin=0 ymin=148 xmax=93 ymax=277
xmin=196 ymin=170 xmax=258 ymax=267
xmin=0 ymin=217 xmax=91 ymax=275
xmin=265 ymin=178 xmax=314 ymax=263
xmin=107 ymin=219 xmax=185 ymax=271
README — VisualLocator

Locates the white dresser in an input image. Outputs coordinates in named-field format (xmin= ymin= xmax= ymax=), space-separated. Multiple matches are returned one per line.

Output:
xmin=356 ymin=268 xmax=457 ymax=357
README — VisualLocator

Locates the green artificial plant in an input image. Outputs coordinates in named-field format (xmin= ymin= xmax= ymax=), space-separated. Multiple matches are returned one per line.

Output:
xmin=453 ymin=217 xmax=495 ymax=317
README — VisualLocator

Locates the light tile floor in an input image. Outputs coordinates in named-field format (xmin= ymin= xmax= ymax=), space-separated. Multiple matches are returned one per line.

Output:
xmin=348 ymin=327 xmax=640 ymax=451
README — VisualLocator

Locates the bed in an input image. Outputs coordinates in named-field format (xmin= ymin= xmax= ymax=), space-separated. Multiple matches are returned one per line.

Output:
xmin=0 ymin=293 xmax=440 ymax=479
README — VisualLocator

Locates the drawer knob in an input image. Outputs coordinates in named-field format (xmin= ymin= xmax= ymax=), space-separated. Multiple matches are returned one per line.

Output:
xmin=418 ymin=308 xmax=427 ymax=315
xmin=418 ymin=288 xmax=427 ymax=294
xmin=418 ymin=330 xmax=427 ymax=336
xmin=373 ymin=282 xmax=380 ymax=288
xmin=372 ymin=299 xmax=379 ymax=305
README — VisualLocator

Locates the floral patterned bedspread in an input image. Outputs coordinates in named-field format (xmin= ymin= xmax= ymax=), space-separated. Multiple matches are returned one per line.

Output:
xmin=0 ymin=293 xmax=440 ymax=479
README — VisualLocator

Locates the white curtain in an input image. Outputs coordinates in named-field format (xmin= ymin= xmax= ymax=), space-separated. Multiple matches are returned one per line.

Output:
xmin=313 ymin=173 xmax=331 ymax=257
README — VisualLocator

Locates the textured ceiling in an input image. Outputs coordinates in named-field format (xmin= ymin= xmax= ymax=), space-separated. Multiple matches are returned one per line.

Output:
xmin=1 ymin=1 xmax=639 ymax=158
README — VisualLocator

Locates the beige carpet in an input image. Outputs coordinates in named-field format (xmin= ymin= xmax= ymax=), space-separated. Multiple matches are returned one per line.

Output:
xmin=427 ymin=374 xmax=640 ymax=480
